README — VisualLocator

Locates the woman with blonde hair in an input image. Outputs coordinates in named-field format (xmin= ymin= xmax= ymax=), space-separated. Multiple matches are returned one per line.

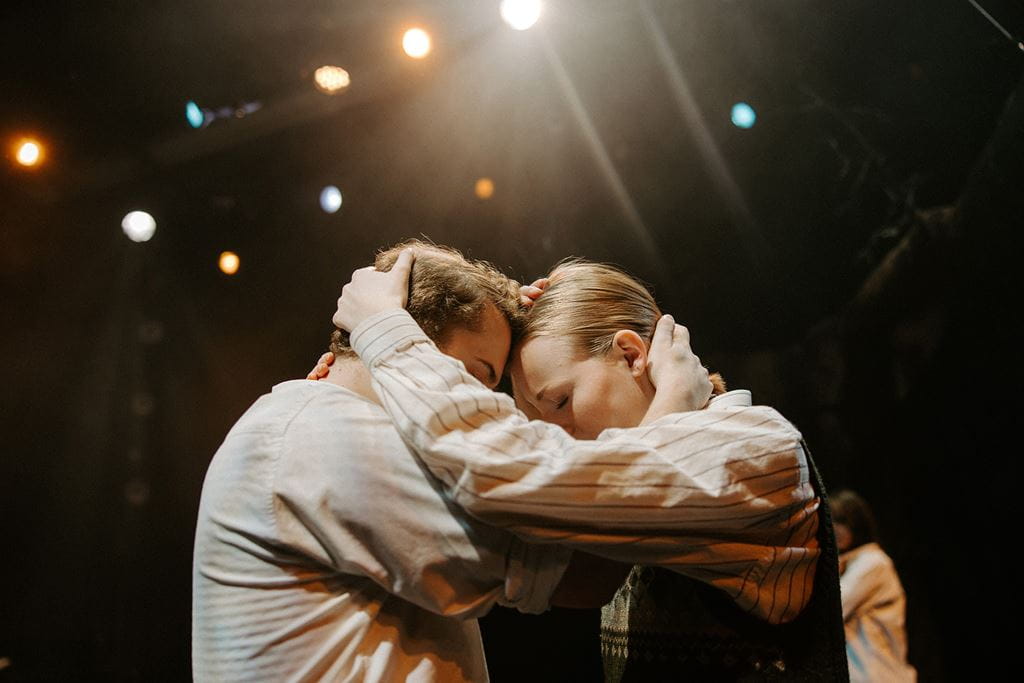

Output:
xmin=329 ymin=250 xmax=849 ymax=680
xmin=513 ymin=259 xmax=848 ymax=680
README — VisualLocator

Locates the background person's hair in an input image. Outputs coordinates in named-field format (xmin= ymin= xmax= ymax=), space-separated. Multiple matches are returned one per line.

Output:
xmin=522 ymin=258 xmax=726 ymax=393
xmin=329 ymin=239 xmax=524 ymax=358
xmin=830 ymin=489 xmax=880 ymax=550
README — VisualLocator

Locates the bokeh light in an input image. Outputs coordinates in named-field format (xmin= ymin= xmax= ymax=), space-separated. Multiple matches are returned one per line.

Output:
xmin=730 ymin=102 xmax=757 ymax=129
xmin=319 ymin=185 xmax=343 ymax=213
xmin=474 ymin=177 xmax=495 ymax=200
xmin=314 ymin=66 xmax=351 ymax=94
xmin=219 ymin=251 xmax=240 ymax=275
xmin=121 ymin=211 xmax=157 ymax=243
xmin=14 ymin=139 xmax=43 ymax=167
xmin=500 ymin=0 xmax=543 ymax=31
xmin=185 ymin=101 xmax=205 ymax=129
xmin=402 ymin=28 xmax=431 ymax=58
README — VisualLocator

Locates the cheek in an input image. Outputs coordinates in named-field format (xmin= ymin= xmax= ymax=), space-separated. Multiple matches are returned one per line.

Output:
xmin=572 ymin=371 xmax=622 ymax=437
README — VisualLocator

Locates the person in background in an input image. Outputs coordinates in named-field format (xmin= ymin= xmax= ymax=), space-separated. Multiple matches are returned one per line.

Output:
xmin=831 ymin=489 xmax=916 ymax=682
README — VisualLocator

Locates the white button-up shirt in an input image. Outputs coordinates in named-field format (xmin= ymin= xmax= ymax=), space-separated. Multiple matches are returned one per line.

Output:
xmin=192 ymin=379 xmax=571 ymax=682
xmin=840 ymin=542 xmax=916 ymax=682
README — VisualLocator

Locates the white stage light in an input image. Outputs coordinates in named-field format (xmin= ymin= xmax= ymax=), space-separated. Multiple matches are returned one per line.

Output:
xmin=121 ymin=211 xmax=156 ymax=243
xmin=15 ymin=140 xmax=42 ymax=166
xmin=314 ymin=66 xmax=351 ymax=94
xmin=319 ymin=185 xmax=343 ymax=213
xmin=501 ymin=0 xmax=542 ymax=31
xmin=403 ymin=28 xmax=431 ymax=58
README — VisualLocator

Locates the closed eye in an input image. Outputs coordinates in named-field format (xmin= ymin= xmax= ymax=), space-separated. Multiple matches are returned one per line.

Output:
xmin=473 ymin=370 xmax=498 ymax=389
xmin=555 ymin=396 xmax=569 ymax=410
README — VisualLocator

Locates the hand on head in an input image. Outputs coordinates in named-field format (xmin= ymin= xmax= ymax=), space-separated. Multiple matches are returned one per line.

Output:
xmin=519 ymin=277 xmax=550 ymax=307
xmin=642 ymin=314 xmax=714 ymax=422
xmin=306 ymin=352 xmax=335 ymax=380
xmin=332 ymin=249 xmax=416 ymax=332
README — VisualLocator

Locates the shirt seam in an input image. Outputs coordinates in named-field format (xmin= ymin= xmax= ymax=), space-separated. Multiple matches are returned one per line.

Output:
xmin=266 ymin=388 xmax=329 ymax=543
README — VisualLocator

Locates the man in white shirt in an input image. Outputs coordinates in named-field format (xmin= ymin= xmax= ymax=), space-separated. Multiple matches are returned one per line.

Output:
xmin=191 ymin=244 xmax=580 ymax=682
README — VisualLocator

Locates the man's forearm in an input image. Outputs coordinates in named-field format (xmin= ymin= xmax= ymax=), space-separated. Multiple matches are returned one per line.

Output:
xmin=351 ymin=310 xmax=821 ymax=623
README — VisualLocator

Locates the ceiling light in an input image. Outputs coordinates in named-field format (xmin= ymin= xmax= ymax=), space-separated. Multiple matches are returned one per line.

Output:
xmin=402 ymin=28 xmax=431 ymax=59
xmin=501 ymin=0 xmax=542 ymax=31
xmin=14 ymin=138 xmax=44 ymax=167
xmin=319 ymin=185 xmax=343 ymax=213
xmin=730 ymin=102 xmax=757 ymax=129
xmin=218 ymin=251 xmax=240 ymax=275
xmin=314 ymin=66 xmax=351 ymax=94
xmin=122 ymin=211 xmax=156 ymax=243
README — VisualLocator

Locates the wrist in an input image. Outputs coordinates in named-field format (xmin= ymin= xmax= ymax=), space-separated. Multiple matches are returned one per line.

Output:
xmin=641 ymin=386 xmax=700 ymax=424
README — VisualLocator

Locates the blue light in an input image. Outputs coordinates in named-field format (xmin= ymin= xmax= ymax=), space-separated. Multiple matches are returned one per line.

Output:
xmin=185 ymin=101 xmax=205 ymax=129
xmin=730 ymin=102 xmax=756 ymax=129
xmin=320 ymin=186 xmax=343 ymax=214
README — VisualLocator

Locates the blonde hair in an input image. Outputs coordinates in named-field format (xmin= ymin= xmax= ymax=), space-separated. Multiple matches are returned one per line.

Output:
xmin=524 ymin=259 xmax=662 ymax=356
xmin=330 ymin=239 xmax=524 ymax=357
xmin=523 ymin=258 xmax=726 ymax=393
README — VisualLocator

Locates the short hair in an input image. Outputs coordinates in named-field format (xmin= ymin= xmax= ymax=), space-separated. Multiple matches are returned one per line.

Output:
xmin=329 ymin=239 xmax=525 ymax=358
xmin=522 ymin=258 xmax=726 ymax=393
xmin=829 ymin=489 xmax=880 ymax=550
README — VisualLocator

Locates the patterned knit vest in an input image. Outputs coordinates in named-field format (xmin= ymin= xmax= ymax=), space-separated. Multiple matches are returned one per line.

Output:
xmin=600 ymin=443 xmax=849 ymax=681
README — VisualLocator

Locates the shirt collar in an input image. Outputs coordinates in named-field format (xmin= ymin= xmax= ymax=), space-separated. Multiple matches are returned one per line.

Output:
xmin=707 ymin=389 xmax=752 ymax=409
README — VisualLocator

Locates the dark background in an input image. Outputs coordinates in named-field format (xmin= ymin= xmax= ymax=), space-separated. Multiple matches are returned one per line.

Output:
xmin=2 ymin=1 xmax=1022 ymax=680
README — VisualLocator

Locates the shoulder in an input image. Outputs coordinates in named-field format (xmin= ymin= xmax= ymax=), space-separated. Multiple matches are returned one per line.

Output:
xmin=842 ymin=543 xmax=894 ymax=573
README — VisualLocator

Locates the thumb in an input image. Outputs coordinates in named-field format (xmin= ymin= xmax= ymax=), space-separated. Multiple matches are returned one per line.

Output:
xmin=392 ymin=248 xmax=415 ymax=280
xmin=650 ymin=314 xmax=675 ymax=353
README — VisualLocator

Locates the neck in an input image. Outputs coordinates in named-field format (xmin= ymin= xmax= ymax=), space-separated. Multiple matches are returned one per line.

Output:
xmin=638 ymin=371 xmax=657 ymax=408
xmin=321 ymin=356 xmax=381 ymax=405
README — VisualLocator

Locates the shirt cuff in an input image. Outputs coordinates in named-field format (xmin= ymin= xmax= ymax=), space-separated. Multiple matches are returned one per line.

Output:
xmin=349 ymin=309 xmax=433 ymax=367
xmin=499 ymin=540 xmax=573 ymax=614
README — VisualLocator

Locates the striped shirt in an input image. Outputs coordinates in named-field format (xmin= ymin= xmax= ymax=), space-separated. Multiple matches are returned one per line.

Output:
xmin=350 ymin=310 xmax=821 ymax=625
xmin=192 ymin=380 xmax=571 ymax=682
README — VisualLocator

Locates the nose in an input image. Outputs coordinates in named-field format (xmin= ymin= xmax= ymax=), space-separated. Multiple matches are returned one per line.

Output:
xmin=551 ymin=414 xmax=575 ymax=437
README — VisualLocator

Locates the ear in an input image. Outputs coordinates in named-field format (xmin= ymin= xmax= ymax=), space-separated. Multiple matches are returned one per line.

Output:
xmin=611 ymin=330 xmax=649 ymax=378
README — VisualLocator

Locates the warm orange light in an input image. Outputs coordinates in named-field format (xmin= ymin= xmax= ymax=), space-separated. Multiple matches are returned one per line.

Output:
xmin=475 ymin=177 xmax=495 ymax=200
xmin=219 ymin=251 xmax=240 ymax=275
xmin=14 ymin=139 xmax=44 ymax=167
xmin=314 ymin=65 xmax=351 ymax=94
xmin=402 ymin=28 xmax=431 ymax=59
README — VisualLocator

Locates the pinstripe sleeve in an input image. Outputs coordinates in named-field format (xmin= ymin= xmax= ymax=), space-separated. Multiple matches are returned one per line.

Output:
xmin=350 ymin=310 xmax=820 ymax=624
